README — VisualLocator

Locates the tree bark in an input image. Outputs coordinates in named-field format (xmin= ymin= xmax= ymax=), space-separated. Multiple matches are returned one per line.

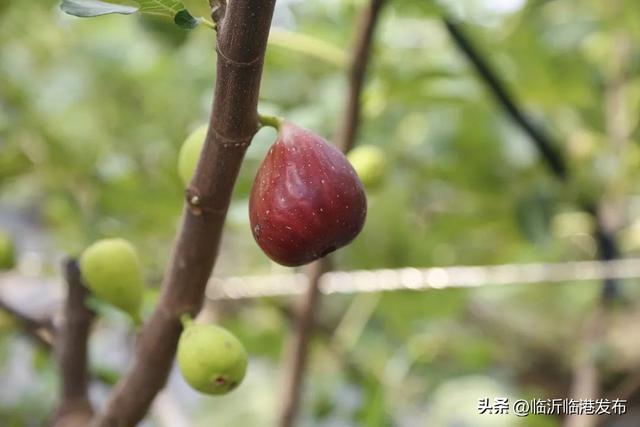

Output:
xmin=92 ymin=2 xmax=277 ymax=425
xmin=50 ymin=258 xmax=95 ymax=427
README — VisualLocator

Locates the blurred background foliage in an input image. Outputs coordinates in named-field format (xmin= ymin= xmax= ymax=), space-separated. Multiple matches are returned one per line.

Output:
xmin=1 ymin=0 xmax=640 ymax=426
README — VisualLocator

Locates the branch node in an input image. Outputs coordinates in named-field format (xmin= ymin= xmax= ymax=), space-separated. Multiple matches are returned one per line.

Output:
xmin=215 ymin=44 xmax=263 ymax=69
xmin=185 ymin=189 xmax=203 ymax=216
xmin=185 ymin=188 xmax=230 ymax=218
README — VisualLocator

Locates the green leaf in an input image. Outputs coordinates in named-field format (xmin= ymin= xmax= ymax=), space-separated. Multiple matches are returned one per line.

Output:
xmin=61 ymin=0 xmax=202 ymax=30
xmin=137 ymin=0 xmax=184 ymax=18
xmin=182 ymin=0 xmax=212 ymax=19
xmin=173 ymin=9 xmax=198 ymax=29
xmin=61 ymin=0 xmax=139 ymax=17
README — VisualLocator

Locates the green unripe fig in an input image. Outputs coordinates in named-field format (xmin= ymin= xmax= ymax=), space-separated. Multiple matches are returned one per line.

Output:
xmin=79 ymin=238 xmax=144 ymax=322
xmin=177 ymin=321 xmax=248 ymax=395
xmin=177 ymin=125 xmax=208 ymax=186
xmin=347 ymin=145 xmax=386 ymax=189
xmin=0 ymin=230 xmax=15 ymax=270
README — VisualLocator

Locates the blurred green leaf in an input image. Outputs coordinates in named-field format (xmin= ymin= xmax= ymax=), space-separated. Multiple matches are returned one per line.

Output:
xmin=61 ymin=0 xmax=138 ymax=17
xmin=61 ymin=0 xmax=197 ymax=29
xmin=173 ymin=8 xmax=198 ymax=29
xmin=137 ymin=0 xmax=185 ymax=17
xmin=515 ymin=189 xmax=555 ymax=245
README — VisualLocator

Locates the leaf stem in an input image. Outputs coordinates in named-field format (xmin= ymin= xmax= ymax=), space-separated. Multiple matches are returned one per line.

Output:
xmin=199 ymin=17 xmax=217 ymax=30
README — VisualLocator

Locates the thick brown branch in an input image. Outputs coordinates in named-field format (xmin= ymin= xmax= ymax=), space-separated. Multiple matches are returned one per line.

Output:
xmin=92 ymin=1 xmax=276 ymax=425
xmin=50 ymin=258 xmax=95 ymax=427
xmin=277 ymin=2 xmax=386 ymax=426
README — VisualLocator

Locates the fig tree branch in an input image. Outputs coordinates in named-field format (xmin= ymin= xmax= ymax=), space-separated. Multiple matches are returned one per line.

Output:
xmin=92 ymin=1 xmax=276 ymax=425
xmin=50 ymin=258 xmax=95 ymax=427
xmin=277 ymin=1 xmax=386 ymax=426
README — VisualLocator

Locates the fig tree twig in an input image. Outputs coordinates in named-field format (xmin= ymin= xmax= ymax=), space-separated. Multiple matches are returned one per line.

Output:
xmin=442 ymin=18 xmax=620 ymax=302
xmin=276 ymin=1 xmax=386 ymax=426
xmin=334 ymin=0 xmax=386 ymax=154
xmin=443 ymin=18 xmax=567 ymax=180
xmin=0 ymin=297 xmax=54 ymax=349
xmin=50 ymin=258 xmax=95 ymax=427
xmin=278 ymin=258 xmax=328 ymax=427
xmin=564 ymin=29 xmax=631 ymax=427
xmin=444 ymin=19 xmax=626 ymax=418
xmin=92 ymin=1 xmax=276 ymax=425
xmin=0 ymin=275 xmax=122 ymax=392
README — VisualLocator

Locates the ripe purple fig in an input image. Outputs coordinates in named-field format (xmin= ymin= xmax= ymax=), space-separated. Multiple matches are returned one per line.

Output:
xmin=249 ymin=121 xmax=367 ymax=267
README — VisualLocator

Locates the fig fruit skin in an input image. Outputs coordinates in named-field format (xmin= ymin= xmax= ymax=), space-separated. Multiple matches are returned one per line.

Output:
xmin=177 ymin=323 xmax=248 ymax=395
xmin=0 ymin=231 xmax=15 ymax=270
xmin=79 ymin=238 xmax=144 ymax=321
xmin=249 ymin=122 xmax=367 ymax=267
xmin=347 ymin=145 xmax=386 ymax=189
xmin=177 ymin=124 xmax=208 ymax=186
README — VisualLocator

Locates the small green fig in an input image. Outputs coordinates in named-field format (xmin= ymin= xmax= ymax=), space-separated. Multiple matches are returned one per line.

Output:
xmin=0 ymin=230 xmax=15 ymax=270
xmin=79 ymin=238 xmax=144 ymax=322
xmin=347 ymin=145 xmax=386 ymax=189
xmin=177 ymin=125 xmax=208 ymax=186
xmin=177 ymin=321 xmax=248 ymax=395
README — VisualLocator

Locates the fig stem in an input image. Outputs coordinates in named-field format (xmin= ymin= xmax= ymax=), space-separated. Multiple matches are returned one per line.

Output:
xmin=180 ymin=313 xmax=194 ymax=329
xmin=258 ymin=114 xmax=284 ymax=131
